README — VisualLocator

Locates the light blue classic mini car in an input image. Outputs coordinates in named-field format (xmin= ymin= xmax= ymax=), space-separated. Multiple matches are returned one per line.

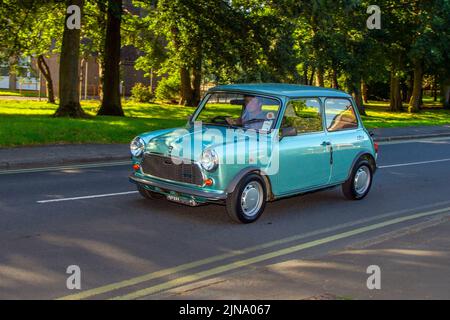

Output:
xmin=129 ymin=84 xmax=378 ymax=223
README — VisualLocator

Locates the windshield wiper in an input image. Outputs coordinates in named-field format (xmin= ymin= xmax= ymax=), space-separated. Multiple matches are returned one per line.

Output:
xmin=204 ymin=122 xmax=240 ymax=130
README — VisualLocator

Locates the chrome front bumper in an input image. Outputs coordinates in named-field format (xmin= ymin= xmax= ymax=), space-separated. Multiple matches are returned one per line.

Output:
xmin=129 ymin=174 xmax=227 ymax=201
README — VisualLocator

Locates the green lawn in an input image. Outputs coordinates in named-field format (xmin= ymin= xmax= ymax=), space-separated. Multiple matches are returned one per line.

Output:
xmin=0 ymin=98 xmax=449 ymax=147
xmin=0 ymin=100 xmax=191 ymax=147
xmin=0 ymin=89 xmax=45 ymax=98
xmin=362 ymin=99 xmax=450 ymax=128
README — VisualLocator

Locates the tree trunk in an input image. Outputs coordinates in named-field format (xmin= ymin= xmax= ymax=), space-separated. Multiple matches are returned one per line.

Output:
xmin=37 ymin=55 xmax=55 ymax=103
xmin=433 ymin=76 xmax=438 ymax=102
xmin=55 ymin=0 xmax=86 ymax=118
xmin=303 ymin=65 xmax=308 ymax=85
xmin=442 ymin=80 xmax=450 ymax=109
xmin=97 ymin=0 xmax=124 ymax=116
xmin=97 ymin=58 xmax=104 ymax=99
xmin=362 ymin=80 xmax=368 ymax=104
xmin=389 ymin=71 xmax=403 ymax=112
xmin=95 ymin=0 xmax=107 ymax=99
xmin=408 ymin=61 xmax=423 ymax=113
xmin=309 ymin=69 xmax=315 ymax=86
xmin=192 ymin=58 xmax=202 ymax=106
xmin=179 ymin=67 xmax=194 ymax=106
xmin=331 ymin=67 xmax=339 ymax=89
xmin=315 ymin=66 xmax=324 ymax=87
xmin=352 ymin=77 xmax=366 ymax=115
xmin=8 ymin=55 xmax=17 ymax=91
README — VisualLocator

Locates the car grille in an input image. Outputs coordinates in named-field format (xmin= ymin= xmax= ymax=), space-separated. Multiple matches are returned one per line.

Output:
xmin=141 ymin=153 xmax=203 ymax=186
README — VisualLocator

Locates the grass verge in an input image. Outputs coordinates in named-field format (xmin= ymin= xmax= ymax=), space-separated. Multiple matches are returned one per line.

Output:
xmin=0 ymin=98 xmax=449 ymax=147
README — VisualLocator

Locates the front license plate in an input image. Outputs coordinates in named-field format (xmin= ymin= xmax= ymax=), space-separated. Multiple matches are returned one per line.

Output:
xmin=167 ymin=194 xmax=199 ymax=206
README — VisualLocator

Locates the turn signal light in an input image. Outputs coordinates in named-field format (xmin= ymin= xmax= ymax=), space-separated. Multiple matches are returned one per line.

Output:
xmin=133 ymin=164 xmax=141 ymax=171
xmin=204 ymin=178 xmax=214 ymax=187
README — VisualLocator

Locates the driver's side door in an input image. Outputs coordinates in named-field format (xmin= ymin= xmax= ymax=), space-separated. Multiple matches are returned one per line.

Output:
xmin=274 ymin=98 xmax=332 ymax=196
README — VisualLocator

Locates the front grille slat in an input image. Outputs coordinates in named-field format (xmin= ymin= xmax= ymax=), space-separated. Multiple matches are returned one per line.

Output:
xmin=141 ymin=153 xmax=203 ymax=186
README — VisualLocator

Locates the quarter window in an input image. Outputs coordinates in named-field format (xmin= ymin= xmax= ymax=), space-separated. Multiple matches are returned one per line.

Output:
xmin=282 ymin=98 xmax=323 ymax=134
xmin=325 ymin=99 xmax=358 ymax=131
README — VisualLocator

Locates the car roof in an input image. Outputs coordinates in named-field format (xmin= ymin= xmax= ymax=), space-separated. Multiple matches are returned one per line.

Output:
xmin=209 ymin=83 xmax=352 ymax=99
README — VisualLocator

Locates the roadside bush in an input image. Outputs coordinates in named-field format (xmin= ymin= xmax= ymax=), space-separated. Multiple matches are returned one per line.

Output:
xmin=131 ymin=83 xmax=154 ymax=103
xmin=155 ymin=76 xmax=180 ymax=103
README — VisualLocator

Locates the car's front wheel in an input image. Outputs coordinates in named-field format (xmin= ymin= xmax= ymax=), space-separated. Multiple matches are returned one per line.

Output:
xmin=226 ymin=174 xmax=267 ymax=223
xmin=342 ymin=159 xmax=373 ymax=200
xmin=137 ymin=185 xmax=164 ymax=200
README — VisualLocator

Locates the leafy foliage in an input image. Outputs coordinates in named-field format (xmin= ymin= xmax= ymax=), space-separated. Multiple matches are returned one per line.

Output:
xmin=131 ymin=83 xmax=155 ymax=103
xmin=154 ymin=75 xmax=181 ymax=103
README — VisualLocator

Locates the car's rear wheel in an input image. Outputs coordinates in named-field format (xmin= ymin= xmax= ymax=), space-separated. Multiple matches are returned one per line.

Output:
xmin=226 ymin=174 xmax=267 ymax=223
xmin=138 ymin=185 xmax=164 ymax=200
xmin=342 ymin=159 xmax=373 ymax=200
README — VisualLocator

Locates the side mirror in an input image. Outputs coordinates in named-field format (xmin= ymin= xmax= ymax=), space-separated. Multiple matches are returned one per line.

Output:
xmin=280 ymin=127 xmax=297 ymax=138
xmin=187 ymin=115 xmax=193 ymax=123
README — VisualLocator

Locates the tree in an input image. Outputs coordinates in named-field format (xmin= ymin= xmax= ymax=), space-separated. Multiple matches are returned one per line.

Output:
xmin=399 ymin=0 xmax=450 ymax=112
xmin=97 ymin=0 xmax=124 ymax=116
xmin=55 ymin=0 xmax=86 ymax=117
xmin=82 ymin=0 xmax=108 ymax=99
xmin=0 ymin=0 xmax=64 ymax=103
xmin=381 ymin=1 xmax=414 ymax=112
xmin=131 ymin=0 xmax=298 ymax=106
xmin=24 ymin=2 xmax=65 ymax=103
xmin=37 ymin=55 xmax=56 ymax=103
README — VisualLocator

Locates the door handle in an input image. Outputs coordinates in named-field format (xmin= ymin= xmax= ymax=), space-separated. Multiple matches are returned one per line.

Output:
xmin=321 ymin=141 xmax=333 ymax=164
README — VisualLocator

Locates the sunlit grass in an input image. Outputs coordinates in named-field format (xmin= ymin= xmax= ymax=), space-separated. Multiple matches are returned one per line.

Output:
xmin=362 ymin=100 xmax=450 ymax=128
xmin=0 ymin=89 xmax=44 ymax=97
xmin=0 ymin=98 xmax=449 ymax=147
xmin=0 ymin=100 xmax=189 ymax=146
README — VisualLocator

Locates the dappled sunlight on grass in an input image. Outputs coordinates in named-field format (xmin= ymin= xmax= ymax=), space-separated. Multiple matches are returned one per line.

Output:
xmin=1 ymin=98 xmax=449 ymax=146
xmin=362 ymin=101 xmax=450 ymax=129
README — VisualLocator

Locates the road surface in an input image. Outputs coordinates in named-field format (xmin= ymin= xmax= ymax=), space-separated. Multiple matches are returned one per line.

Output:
xmin=1 ymin=137 xmax=450 ymax=299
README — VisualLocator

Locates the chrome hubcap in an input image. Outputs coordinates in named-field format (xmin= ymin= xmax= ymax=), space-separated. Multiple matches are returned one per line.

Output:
xmin=241 ymin=181 xmax=263 ymax=217
xmin=354 ymin=166 xmax=371 ymax=195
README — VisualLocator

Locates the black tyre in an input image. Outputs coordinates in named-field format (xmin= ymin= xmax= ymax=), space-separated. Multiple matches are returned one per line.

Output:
xmin=342 ymin=159 xmax=373 ymax=200
xmin=226 ymin=174 xmax=267 ymax=224
xmin=138 ymin=185 xmax=164 ymax=200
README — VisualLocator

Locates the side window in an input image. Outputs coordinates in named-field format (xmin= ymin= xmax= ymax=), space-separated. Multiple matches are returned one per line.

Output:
xmin=325 ymin=99 xmax=358 ymax=132
xmin=282 ymin=98 xmax=323 ymax=134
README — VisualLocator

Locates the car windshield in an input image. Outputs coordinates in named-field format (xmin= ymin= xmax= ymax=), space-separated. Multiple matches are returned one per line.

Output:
xmin=194 ymin=92 xmax=281 ymax=131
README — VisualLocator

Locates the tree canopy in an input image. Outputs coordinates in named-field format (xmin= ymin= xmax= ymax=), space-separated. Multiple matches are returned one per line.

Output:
xmin=0 ymin=0 xmax=449 ymax=114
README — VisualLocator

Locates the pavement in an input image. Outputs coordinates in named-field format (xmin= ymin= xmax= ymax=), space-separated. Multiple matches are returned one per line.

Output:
xmin=0 ymin=136 xmax=450 ymax=299
xmin=1 ymin=125 xmax=450 ymax=171
xmin=371 ymin=124 xmax=450 ymax=141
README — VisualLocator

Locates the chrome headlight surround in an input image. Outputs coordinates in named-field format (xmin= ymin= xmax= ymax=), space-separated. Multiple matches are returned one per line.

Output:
xmin=200 ymin=148 xmax=219 ymax=172
xmin=130 ymin=136 xmax=145 ymax=157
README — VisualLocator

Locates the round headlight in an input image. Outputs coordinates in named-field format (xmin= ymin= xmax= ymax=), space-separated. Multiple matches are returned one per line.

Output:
xmin=130 ymin=137 xmax=145 ymax=157
xmin=200 ymin=149 xmax=218 ymax=171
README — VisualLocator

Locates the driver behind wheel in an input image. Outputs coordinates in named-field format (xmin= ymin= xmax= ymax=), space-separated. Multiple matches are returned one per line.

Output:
xmin=227 ymin=96 xmax=267 ymax=129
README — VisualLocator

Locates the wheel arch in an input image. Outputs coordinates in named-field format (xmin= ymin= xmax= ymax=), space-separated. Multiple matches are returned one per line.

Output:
xmin=226 ymin=167 xmax=275 ymax=201
xmin=346 ymin=152 xmax=377 ymax=181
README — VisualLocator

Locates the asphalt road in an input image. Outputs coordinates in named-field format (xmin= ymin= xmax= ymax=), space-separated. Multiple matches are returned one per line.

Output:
xmin=1 ymin=137 xmax=450 ymax=300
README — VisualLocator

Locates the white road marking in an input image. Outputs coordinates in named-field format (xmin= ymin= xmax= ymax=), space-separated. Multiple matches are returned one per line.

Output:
xmin=0 ymin=161 xmax=130 ymax=175
xmin=1 ymin=137 xmax=450 ymax=175
xmin=36 ymin=157 xmax=450 ymax=203
xmin=379 ymin=158 xmax=450 ymax=169
xmin=37 ymin=191 xmax=138 ymax=203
